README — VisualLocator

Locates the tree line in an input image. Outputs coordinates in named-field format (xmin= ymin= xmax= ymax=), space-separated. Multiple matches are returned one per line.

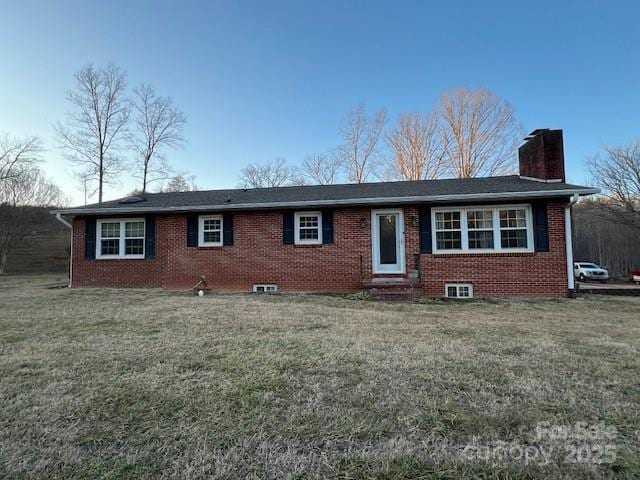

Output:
xmin=0 ymin=134 xmax=66 ymax=274
xmin=239 ymin=87 xmax=524 ymax=188
xmin=576 ymin=141 xmax=640 ymax=278
xmin=237 ymin=94 xmax=639 ymax=278
xmin=0 ymin=62 xmax=190 ymax=273
xmin=573 ymin=199 xmax=638 ymax=278
xmin=1 ymin=62 xmax=638 ymax=277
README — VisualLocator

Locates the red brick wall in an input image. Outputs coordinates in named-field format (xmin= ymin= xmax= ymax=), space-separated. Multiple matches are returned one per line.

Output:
xmin=71 ymin=219 xmax=164 ymax=288
xmin=420 ymin=202 xmax=568 ymax=297
xmin=71 ymin=200 xmax=569 ymax=297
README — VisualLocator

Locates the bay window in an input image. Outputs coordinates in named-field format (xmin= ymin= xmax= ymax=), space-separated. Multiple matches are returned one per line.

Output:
xmin=432 ymin=205 xmax=533 ymax=253
xmin=97 ymin=219 xmax=145 ymax=259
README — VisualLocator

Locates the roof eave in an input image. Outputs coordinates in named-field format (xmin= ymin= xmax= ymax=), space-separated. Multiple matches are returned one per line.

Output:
xmin=51 ymin=188 xmax=600 ymax=216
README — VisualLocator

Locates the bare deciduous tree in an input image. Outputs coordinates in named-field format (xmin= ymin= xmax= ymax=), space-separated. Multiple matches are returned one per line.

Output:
xmin=0 ymin=167 xmax=65 ymax=207
xmin=302 ymin=153 xmax=341 ymax=185
xmin=587 ymin=141 xmax=640 ymax=232
xmin=55 ymin=63 xmax=130 ymax=203
xmin=239 ymin=158 xmax=304 ymax=188
xmin=0 ymin=167 xmax=66 ymax=274
xmin=335 ymin=105 xmax=387 ymax=183
xmin=387 ymin=112 xmax=445 ymax=180
xmin=161 ymin=174 xmax=199 ymax=193
xmin=130 ymin=84 xmax=186 ymax=193
xmin=438 ymin=87 xmax=522 ymax=178
xmin=74 ymin=168 xmax=99 ymax=206
xmin=0 ymin=134 xmax=42 ymax=181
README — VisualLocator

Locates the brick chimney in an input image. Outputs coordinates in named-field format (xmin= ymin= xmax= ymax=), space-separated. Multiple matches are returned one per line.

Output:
xmin=518 ymin=129 xmax=565 ymax=182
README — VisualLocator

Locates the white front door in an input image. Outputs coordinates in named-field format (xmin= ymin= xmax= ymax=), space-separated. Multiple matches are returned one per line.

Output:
xmin=371 ymin=209 xmax=405 ymax=274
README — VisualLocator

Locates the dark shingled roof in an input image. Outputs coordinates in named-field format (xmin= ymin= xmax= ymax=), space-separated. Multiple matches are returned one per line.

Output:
xmin=53 ymin=175 xmax=597 ymax=215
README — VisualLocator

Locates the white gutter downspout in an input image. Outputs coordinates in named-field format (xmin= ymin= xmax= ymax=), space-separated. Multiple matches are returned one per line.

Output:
xmin=54 ymin=213 xmax=72 ymax=288
xmin=565 ymin=193 xmax=579 ymax=297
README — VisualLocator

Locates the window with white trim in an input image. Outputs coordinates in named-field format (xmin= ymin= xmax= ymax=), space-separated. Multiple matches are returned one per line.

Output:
xmin=445 ymin=283 xmax=473 ymax=298
xmin=97 ymin=219 xmax=145 ymax=259
xmin=499 ymin=208 xmax=528 ymax=249
xmin=432 ymin=205 xmax=533 ymax=253
xmin=467 ymin=209 xmax=494 ymax=249
xmin=199 ymin=215 xmax=223 ymax=246
xmin=295 ymin=211 xmax=322 ymax=245
xmin=435 ymin=211 xmax=462 ymax=250
xmin=253 ymin=284 xmax=277 ymax=293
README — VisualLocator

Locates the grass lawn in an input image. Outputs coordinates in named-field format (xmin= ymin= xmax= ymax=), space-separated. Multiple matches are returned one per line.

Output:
xmin=1 ymin=275 xmax=639 ymax=479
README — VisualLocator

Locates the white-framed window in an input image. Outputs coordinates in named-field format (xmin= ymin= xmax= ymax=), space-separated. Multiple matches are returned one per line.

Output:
xmin=435 ymin=211 xmax=462 ymax=250
xmin=199 ymin=215 xmax=223 ymax=247
xmin=445 ymin=283 xmax=473 ymax=299
xmin=467 ymin=209 xmax=494 ymax=249
xmin=294 ymin=211 xmax=322 ymax=245
xmin=97 ymin=218 xmax=145 ymax=259
xmin=431 ymin=205 xmax=534 ymax=254
xmin=253 ymin=284 xmax=278 ymax=293
xmin=499 ymin=208 xmax=529 ymax=249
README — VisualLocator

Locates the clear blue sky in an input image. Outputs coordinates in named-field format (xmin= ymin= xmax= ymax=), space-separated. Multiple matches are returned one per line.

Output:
xmin=1 ymin=0 xmax=639 ymax=204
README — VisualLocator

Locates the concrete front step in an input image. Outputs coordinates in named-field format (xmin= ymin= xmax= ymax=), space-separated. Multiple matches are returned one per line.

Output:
xmin=368 ymin=290 xmax=422 ymax=302
xmin=362 ymin=278 xmax=419 ymax=289
xmin=362 ymin=277 xmax=422 ymax=301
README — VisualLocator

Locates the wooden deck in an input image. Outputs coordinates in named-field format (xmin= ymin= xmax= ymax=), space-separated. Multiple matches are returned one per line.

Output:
xmin=576 ymin=281 xmax=640 ymax=296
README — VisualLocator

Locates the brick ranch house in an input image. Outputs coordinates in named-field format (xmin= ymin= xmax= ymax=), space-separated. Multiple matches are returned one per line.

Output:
xmin=53 ymin=129 xmax=597 ymax=299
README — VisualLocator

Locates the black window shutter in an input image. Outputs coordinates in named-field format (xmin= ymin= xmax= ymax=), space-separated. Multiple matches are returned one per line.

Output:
xmin=322 ymin=209 xmax=334 ymax=244
xmin=419 ymin=207 xmax=432 ymax=254
xmin=533 ymin=202 xmax=550 ymax=252
xmin=187 ymin=215 xmax=198 ymax=247
xmin=85 ymin=218 xmax=96 ymax=260
xmin=223 ymin=213 xmax=234 ymax=246
xmin=145 ymin=216 xmax=156 ymax=259
xmin=283 ymin=211 xmax=294 ymax=244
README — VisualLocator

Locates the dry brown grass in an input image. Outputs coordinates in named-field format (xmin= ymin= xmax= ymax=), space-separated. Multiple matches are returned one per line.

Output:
xmin=0 ymin=275 xmax=638 ymax=479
